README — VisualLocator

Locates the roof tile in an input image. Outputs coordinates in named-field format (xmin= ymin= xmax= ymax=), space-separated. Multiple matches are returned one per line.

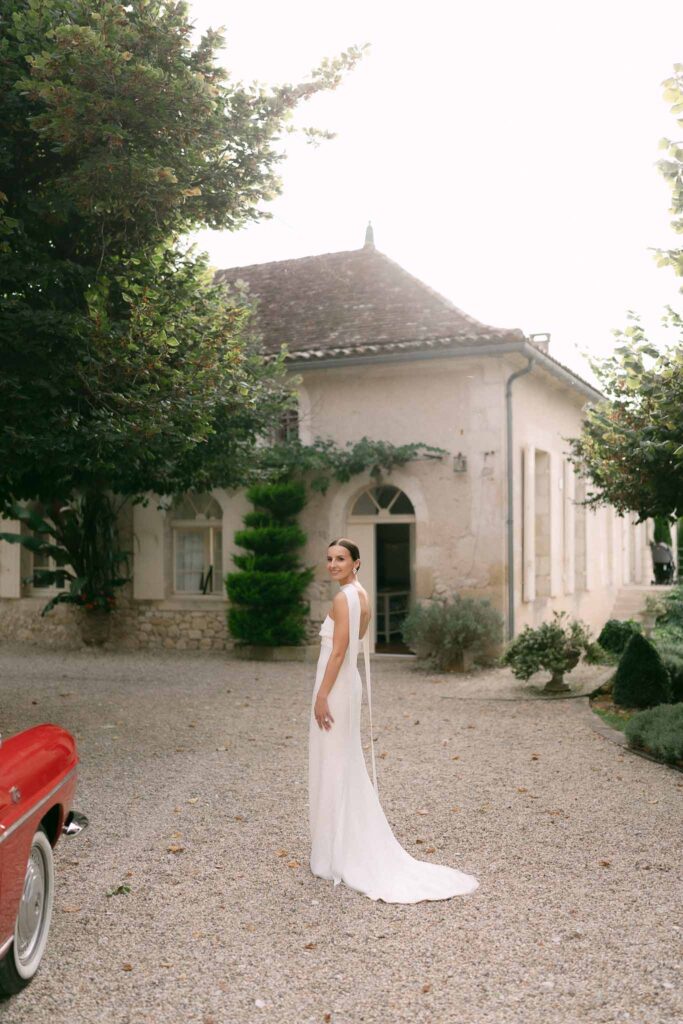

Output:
xmin=214 ymin=246 xmax=525 ymax=359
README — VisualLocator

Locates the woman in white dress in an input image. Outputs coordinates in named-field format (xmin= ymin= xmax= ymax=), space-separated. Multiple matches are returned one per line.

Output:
xmin=308 ymin=537 xmax=479 ymax=904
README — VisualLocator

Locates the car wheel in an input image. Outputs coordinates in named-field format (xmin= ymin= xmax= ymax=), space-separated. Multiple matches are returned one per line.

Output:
xmin=0 ymin=826 xmax=55 ymax=997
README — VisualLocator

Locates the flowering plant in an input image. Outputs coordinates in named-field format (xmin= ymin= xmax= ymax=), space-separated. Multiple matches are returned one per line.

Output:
xmin=74 ymin=590 xmax=119 ymax=613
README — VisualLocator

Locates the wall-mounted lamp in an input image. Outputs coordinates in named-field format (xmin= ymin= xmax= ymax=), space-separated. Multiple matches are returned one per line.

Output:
xmin=453 ymin=452 xmax=468 ymax=473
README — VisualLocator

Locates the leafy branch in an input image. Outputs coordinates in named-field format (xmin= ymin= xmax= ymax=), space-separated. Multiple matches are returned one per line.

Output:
xmin=255 ymin=436 xmax=447 ymax=493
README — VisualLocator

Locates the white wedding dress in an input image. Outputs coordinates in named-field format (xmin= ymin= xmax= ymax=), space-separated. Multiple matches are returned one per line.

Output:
xmin=308 ymin=581 xmax=479 ymax=903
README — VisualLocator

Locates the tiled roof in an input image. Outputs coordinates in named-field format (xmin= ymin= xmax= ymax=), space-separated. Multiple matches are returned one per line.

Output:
xmin=214 ymin=245 xmax=525 ymax=361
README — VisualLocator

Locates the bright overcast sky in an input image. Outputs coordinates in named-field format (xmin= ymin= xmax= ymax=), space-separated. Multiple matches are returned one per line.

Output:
xmin=188 ymin=0 xmax=683 ymax=377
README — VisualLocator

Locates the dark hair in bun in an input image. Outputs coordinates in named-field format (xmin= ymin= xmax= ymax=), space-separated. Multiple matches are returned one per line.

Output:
xmin=328 ymin=537 xmax=361 ymax=563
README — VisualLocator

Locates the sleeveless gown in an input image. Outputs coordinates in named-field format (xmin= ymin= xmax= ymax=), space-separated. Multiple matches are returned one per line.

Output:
xmin=308 ymin=582 xmax=479 ymax=903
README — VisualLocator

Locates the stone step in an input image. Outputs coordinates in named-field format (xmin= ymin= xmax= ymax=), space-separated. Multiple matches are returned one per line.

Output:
xmin=609 ymin=585 xmax=674 ymax=622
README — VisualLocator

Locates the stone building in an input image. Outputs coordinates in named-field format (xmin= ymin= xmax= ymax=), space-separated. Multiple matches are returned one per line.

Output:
xmin=0 ymin=233 xmax=652 ymax=651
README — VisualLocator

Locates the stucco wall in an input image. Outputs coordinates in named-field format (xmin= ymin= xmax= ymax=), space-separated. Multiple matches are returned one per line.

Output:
xmin=508 ymin=358 xmax=652 ymax=635
xmin=297 ymin=356 xmax=509 ymax=624
xmin=0 ymin=350 xmax=652 ymax=651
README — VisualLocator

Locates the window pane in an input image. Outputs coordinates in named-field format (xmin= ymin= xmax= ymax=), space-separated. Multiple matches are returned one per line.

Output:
xmin=391 ymin=491 xmax=415 ymax=514
xmin=172 ymin=492 xmax=222 ymax=520
xmin=176 ymin=530 xmax=206 ymax=592
xmin=199 ymin=496 xmax=222 ymax=520
xmin=373 ymin=486 xmax=399 ymax=509
xmin=32 ymin=548 xmax=53 ymax=589
xmin=352 ymin=491 xmax=378 ymax=515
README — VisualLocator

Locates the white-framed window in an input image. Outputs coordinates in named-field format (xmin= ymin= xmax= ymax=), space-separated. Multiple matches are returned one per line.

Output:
xmin=351 ymin=485 xmax=415 ymax=517
xmin=21 ymin=504 xmax=64 ymax=594
xmin=31 ymin=548 xmax=58 ymax=591
xmin=272 ymin=407 xmax=299 ymax=444
xmin=171 ymin=493 xmax=223 ymax=595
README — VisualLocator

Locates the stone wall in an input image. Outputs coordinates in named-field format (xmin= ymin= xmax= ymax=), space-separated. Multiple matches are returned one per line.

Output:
xmin=0 ymin=595 xmax=231 ymax=651
xmin=114 ymin=600 xmax=229 ymax=650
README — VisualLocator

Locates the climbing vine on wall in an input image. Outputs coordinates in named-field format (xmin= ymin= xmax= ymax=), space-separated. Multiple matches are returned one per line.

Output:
xmin=255 ymin=436 xmax=447 ymax=492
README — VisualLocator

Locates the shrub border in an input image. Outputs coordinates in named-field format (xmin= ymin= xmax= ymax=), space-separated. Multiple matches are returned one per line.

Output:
xmin=581 ymin=698 xmax=683 ymax=776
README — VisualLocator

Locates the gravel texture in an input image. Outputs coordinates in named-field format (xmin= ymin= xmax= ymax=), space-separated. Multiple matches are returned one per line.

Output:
xmin=0 ymin=645 xmax=682 ymax=1024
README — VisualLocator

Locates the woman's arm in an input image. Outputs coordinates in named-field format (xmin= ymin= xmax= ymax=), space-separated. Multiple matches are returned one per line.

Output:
xmin=313 ymin=591 xmax=349 ymax=730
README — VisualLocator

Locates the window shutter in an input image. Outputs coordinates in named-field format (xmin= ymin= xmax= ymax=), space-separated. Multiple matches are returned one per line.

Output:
xmin=0 ymin=519 xmax=22 ymax=598
xmin=133 ymin=502 xmax=165 ymax=600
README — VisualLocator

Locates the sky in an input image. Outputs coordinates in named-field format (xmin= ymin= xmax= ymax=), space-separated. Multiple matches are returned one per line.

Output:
xmin=188 ymin=0 xmax=683 ymax=379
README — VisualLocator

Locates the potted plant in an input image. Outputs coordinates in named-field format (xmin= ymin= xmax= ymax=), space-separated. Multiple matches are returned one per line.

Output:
xmin=502 ymin=611 xmax=592 ymax=693
xmin=0 ymin=496 xmax=129 ymax=646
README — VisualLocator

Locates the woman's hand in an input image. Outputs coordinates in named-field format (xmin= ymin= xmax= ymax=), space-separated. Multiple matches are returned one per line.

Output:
xmin=314 ymin=693 xmax=334 ymax=731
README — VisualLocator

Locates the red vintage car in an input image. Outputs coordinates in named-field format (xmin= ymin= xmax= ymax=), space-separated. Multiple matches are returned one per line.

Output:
xmin=0 ymin=724 xmax=87 ymax=997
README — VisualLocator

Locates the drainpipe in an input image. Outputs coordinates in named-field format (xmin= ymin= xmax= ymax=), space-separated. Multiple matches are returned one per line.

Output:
xmin=505 ymin=357 xmax=535 ymax=640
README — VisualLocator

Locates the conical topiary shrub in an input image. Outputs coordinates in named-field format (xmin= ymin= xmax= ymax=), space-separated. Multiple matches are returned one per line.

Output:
xmin=226 ymin=480 xmax=314 ymax=646
xmin=613 ymin=633 xmax=672 ymax=709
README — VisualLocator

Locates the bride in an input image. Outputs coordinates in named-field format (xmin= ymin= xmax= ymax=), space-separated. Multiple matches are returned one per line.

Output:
xmin=308 ymin=537 xmax=480 ymax=903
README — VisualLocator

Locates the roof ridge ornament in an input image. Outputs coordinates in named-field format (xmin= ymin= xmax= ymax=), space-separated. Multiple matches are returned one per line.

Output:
xmin=363 ymin=221 xmax=375 ymax=249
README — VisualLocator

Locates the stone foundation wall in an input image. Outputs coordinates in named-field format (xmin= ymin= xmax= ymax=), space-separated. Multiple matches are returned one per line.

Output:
xmin=0 ymin=596 xmax=231 ymax=651
xmin=114 ymin=602 xmax=230 ymax=651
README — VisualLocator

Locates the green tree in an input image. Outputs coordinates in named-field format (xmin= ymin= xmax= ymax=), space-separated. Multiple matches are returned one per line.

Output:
xmin=569 ymin=66 xmax=683 ymax=520
xmin=226 ymin=481 xmax=314 ymax=646
xmin=568 ymin=312 xmax=683 ymax=519
xmin=0 ymin=0 xmax=362 ymax=606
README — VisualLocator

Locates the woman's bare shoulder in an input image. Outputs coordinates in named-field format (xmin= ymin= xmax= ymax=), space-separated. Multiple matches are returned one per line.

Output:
xmin=329 ymin=590 xmax=348 ymax=622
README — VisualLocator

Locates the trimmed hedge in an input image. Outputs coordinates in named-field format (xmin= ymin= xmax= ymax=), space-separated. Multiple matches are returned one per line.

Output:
xmin=226 ymin=570 xmax=310 ymax=606
xmin=597 ymin=618 xmax=642 ymax=655
xmin=657 ymin=646 xmax=683 ymax=703
xmin=233 ymin=524 xmax=306 ymax=558
xmin=226 ymin=480 xmax=313 ymax=646
xmin=624 ymin=702 xmax=683 ymax=764
xmin=613 ymin=633 xmax=672 ymax=709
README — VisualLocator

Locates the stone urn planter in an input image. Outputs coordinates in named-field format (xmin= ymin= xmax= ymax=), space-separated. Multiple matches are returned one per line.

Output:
xmin=76 ymin=609 xmax=112 ymax=647
xmin=502 ymin=611 xmax=592 ymax=696
xmin=541 ymin=648 xmax=582 ymax=693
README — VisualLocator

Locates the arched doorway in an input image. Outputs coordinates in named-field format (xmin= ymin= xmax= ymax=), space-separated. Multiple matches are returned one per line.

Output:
xmin=347 ymin=485 xmax=416 ymax=652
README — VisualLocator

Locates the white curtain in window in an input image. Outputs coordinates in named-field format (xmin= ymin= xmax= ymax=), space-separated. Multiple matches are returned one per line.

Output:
xmin=176 ymin=530 xmax=205 ymax=592
xmin=212 ymin=530 xmax=223 ymax=593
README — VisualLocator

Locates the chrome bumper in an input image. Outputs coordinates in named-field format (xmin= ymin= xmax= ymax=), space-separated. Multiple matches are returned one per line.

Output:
xmin=62 ymin=810 xmax=89 ymax=837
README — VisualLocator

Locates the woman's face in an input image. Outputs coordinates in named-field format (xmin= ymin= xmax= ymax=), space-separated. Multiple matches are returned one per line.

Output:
xmin=327 ymin=545 xmax=359 ymax=582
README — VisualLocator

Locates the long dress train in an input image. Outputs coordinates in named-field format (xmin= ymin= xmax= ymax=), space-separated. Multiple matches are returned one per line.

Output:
xmin=308 ymin=582 xmax=479 ymax=904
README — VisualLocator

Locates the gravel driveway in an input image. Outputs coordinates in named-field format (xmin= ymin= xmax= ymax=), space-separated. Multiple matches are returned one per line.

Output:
xmin=1 ymin=646 xmax=681 ymax=1024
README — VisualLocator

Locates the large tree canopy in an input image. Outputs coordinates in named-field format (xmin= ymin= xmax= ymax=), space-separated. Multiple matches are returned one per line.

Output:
xmin=570 ymin=66 xmax=683 ymax=521
xmin=0 ymin=0 xmax=363 ymax=507
xmin=569 ymin=312 xmax=683 ymax=519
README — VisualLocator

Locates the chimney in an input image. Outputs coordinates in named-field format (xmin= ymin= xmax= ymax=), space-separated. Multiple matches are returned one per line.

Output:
xmin=529 ymin=332 xmax=550 ymax=354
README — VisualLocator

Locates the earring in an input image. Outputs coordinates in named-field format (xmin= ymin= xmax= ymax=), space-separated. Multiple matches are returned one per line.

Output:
xmin=353 ymin=567 xmax=359 ymax=575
